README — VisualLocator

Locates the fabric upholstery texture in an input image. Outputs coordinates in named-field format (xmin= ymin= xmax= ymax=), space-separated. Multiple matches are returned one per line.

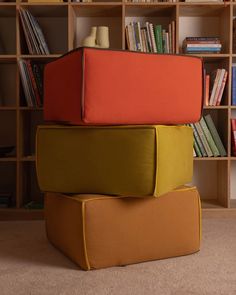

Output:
xmin=44 ymin=47 xmax=203 ymax=125
xmin=45 ymin=186 xmax=201 ymax=270
xmin=36 ymin=125 xmax=193 ymax=197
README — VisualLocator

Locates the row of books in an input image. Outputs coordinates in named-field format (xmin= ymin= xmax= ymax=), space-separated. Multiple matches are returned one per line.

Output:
xmin=189 ymin=114 xmax=227 ymax=157
xmin=232 ymin=119 xmax=236 ymax=156
xmin=19 ymin=8 xmax=50 ymax=55
xmin=205 ymin=69 xmax=228 ymax=106
xmin=183 ymin=37 xmax=222 ymax=54
xmin=19 ymin=59 xmax=44 ymax=107
xmin=126 ymin=21 xmax=175 ymax=53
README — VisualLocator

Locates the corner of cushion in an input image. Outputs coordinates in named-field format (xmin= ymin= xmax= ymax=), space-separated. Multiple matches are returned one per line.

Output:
xmin=196 ymin=189 xmax=202 ymax=245
xmin=81 ymin=200 xmax=91 ymax=271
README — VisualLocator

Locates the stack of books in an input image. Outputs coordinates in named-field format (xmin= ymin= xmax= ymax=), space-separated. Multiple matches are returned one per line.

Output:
xmin=125 ymin=21 xmax=175 ymax=53
xmin=189 ymin=114 xmax=227 ymax=157
xmin=0 ymin=192 xmax=12 ymax=208
xmin=205 ymin=68 xmax=228 ymax=106
xmin=183 ymin=37 xmax=222 ymax=54
xmin=18 ymin=59 xmax=44 ymax=107
xmin=19 ymin=8 xmax=50 ymax=55
xmin=232 ymin=65 xmax=236 ymax=105
xmin=232 ymin=119 xmax=236 ymax=156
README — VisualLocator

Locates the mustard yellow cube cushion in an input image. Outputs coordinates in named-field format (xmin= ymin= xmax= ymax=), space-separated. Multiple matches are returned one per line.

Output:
xmin=36 ymin=125 xmax=193 ymax=197
xmin=45 ymin=186 xmax=201 ymax=270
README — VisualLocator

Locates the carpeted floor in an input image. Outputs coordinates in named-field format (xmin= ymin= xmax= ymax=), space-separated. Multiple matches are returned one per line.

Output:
xmin=0 ymin=218 xmax=236 ymax=295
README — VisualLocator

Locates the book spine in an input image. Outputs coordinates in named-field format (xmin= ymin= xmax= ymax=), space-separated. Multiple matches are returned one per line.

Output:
xmin=209 ymin=69 xmax=220 ymax=106
xmin=205 ymin=74 xmax=210 ymax=106
xmin=204 ymin=114 xmax=227 ymax=157
xmin=216 ymin=70 xmax=228 ymax=106
xmin=26 ymin=60 xmax=41 ymax=107
xmin=32 ymin=63 xmax=44 ymax=104
xmin=190 ymin=123 xmax=207 ymax=157
xmin=212 ymin=69 xmax=225 ymax=106
xmin=186 ymin=44 xmax=222 ymax=48
xmin=154 ymin=25 xmax=163 ymax=53
xmin=145 ymin=22 xmax=153 ymax=52
xmin=195 ymin=122 xmax=214 ymax=157
xmin=134 ymin=22 xmax=141 ymax=51
xmin=200 ymin=117 xmax=220 ymax=157
xmin=185 ymin=37 xmax=220 ymax=41
xmin=125 ymin=26 xmax=130 ymax=51
xmin=232 ymin=67 xmax=236 ymax=105
xmin=149 ymin=23 xmax=157 ymax=53
xmin=171 ymin=21 xmax=175 ymax=53
xmin=168 ymin=23 xmax=172 ymax=53
xmin=137 ymin=22 xmax=144 ymax=52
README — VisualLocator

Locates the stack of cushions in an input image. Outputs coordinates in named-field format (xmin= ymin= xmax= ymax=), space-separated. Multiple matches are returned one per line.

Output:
xmin=36 ymin=47 xmax=204 ymax=270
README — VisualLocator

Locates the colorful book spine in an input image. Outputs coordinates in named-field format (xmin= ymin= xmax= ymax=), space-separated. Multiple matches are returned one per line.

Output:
xmin=204 ymin=114 xmax=227 ymax=157
xmin=195 ymin=122 xmax=213 ymax=157
xmin=199 ymin=117 xmax=220 ymax=157
xmin=190 ymin=123 xmax=207 ymax=157
xmin=205 ymin=74 xmax=210 ymax=106
xmin=154 ymin=25 xmax=163 ymax=53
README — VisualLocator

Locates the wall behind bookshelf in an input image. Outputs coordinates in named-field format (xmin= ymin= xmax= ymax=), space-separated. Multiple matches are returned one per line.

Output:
xmin=1 ymin=0 xmax=236 ymax=220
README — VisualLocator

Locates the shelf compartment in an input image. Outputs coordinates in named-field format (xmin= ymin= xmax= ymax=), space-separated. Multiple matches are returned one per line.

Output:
xmin=203 ymin=108 xmax=228 ymax=155
xmin=0 ymin=61 xmax=17 ymax=107
xmin=19 ymin=110 xmax=44 ymax=158
xmin=19 ymin=161 xmax=43 ymax=209
xmin=191 ymin=159 xmax=229 ymax=208
xmin=204 ymin=57 xmax=230 ymax=106
xmin=19 ymin=5 xmax=68 ymax=55
xmin=71 ymin=4 xmax=122 ymax=49
xmin=179 ymin=4 xmax=230 ymax=54
xmin=0 ymin=110 xmax=16 ymax=156
xmin=0 ymin=162 xmax=16 ymax=208
xmin=0 ymin=6 xmax=16 ymax=55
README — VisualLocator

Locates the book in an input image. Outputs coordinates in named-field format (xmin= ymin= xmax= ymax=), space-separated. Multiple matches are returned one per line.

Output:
xmin=204 ymin=114 xmax=227 ymax=157
xmin=212 ymin=69 xmax=225 ymax=106
xmin=19 ymin=8 xmax=50 ymax=55
xmin=216 ymin=70 xmax=227 ymax=106
xmin=195 ymin=122 xmax=213 ymax=157
xmin=190 ymin=123 xmax=207 ymax=157
xmin=199 ymin=117 xmax=220 ymax=157
xmin=231 ymin=119 xmax=236 ymax=156
xmin=154 ymin=25 xmax=163 ymax=53
xmin=209 ymin=69 xmax=221 ymax=106
xmin=205 ymin=74 xmax=210 ymax=106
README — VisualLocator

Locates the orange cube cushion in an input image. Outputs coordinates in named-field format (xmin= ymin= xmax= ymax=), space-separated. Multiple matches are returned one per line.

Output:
xmin=44 ymin=47 xmax=204 ymax=125
xmin=45 ymin=186 xmax=201 ymax=270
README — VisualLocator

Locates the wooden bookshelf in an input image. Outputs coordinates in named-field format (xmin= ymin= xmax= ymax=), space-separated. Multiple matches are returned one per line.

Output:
xmin=0 ymin=0 xmax=236 ymax=220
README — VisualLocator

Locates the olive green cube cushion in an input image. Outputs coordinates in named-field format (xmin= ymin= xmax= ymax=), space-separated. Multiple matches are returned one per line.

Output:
xmin=36 ymin=125 xmax=193 ymax=197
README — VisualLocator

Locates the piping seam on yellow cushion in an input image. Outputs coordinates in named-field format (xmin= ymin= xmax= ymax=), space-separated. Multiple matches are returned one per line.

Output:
xmin=153 ymin=127 xmax=159 ymax=197
xmin=82 ymin=201 xmax=90 ymax=270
